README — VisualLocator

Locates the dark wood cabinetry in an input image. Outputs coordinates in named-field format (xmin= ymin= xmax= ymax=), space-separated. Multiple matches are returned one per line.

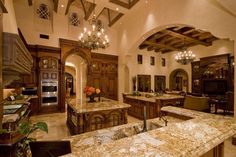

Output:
xmin=191 ymin=61 xmax=201 ymax=94
xmin=88 ymin=53 xmax=118 ymax=100
xmin=191 ymin=54 xmax=233 ymax=95
xmin=154 ymin=75 xmax=166 ymax=92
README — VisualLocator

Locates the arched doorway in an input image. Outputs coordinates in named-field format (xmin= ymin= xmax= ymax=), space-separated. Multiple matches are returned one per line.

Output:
xmin=60 ymin=47 xmax=91 ymax=111
xmin=169 ymin=69 xmax=188 ymax=92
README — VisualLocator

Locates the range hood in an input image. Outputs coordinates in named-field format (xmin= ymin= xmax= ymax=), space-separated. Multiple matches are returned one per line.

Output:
xmin=3 ymin=32 xmax=33 ymax=86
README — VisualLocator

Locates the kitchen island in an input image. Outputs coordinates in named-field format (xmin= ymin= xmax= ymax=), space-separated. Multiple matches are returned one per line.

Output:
xmin=123 ymin=93 xmax=184 ymax=119
xmin=62 ymin=106 xmax=236 ymax=157
xmin=66 ymin=98 xmax=131 ymax=135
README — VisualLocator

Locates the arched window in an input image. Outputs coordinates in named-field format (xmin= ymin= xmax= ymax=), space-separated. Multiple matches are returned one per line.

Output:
xmin=37 ymin=4 xmax=50 ymax=19
xmin=69 ymin=12 xmax=80 ymax=26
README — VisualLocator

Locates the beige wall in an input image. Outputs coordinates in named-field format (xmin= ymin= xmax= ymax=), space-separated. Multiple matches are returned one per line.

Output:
xmin=3 ymin=0 xmax=18 ymax=33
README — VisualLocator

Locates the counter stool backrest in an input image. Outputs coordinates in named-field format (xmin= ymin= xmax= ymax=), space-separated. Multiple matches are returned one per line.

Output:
xmin=29 ymin=140 xmax=71 ymax=157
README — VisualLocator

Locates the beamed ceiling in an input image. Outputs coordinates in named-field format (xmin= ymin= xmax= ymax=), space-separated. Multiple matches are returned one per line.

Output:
xmin=27 ymin=0 xmax=139 ymax=27
xmin=139 ymin=26 xmax=219 ymax=53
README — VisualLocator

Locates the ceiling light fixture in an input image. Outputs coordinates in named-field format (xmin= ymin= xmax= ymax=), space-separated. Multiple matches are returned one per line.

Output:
xmin=78 ymin=0 xmax=109 ymax=50
xmin=175 ymin=39 xmax=196 ymax=65
xmin=61 ymin=4 xmax=64 ymax=8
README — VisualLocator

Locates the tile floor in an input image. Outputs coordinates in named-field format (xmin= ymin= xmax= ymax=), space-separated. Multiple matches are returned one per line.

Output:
xmin=30 ymin=112 xmax=236 ymax=157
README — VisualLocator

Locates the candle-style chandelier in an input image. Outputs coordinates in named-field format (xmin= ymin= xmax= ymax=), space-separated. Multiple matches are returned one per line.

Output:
xmin=78 ymin=0 xmax=109 ymax=50
xmin=175 ymin=40 xmax=196 ymax=65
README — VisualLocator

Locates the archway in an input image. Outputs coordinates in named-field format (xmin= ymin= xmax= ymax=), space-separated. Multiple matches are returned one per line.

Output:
xmin=60 ymin=47 xmax=91 ymax=111
xmin=169 ymin=69 xmax=189 ymax=92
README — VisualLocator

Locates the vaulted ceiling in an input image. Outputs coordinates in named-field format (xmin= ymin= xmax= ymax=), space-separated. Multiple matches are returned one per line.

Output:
xmin=139 ymin=26 xmax=219 ymax=53
xmin=27 ymin=0 xmax=139 ymax=27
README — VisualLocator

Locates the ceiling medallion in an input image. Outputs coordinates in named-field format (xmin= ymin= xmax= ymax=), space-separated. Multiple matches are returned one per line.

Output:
xmin=78 ymin=0 xmax=109 ymax=50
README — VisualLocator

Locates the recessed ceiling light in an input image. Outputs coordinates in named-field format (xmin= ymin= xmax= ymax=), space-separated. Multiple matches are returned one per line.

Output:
xmin=116 ymin=8 xmax=119 ymax=11
xmin=145 ymin=0 xmax=148 ymax=4
xmin=61 ymin=4 xmax=64 ymax=8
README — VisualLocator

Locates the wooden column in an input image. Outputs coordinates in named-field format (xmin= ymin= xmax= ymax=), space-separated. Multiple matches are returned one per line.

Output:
xmin=0 ymin=12 xmax=3 ymax=129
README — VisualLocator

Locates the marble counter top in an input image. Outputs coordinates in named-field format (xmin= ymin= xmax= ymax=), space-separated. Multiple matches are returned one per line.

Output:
xmin=62 ymin=106 xmax=236 ymax=157
xmin=126 ymin=94 xmax=184 ymax=103
xmin=68 ymin=98 xmax=131 ymax=114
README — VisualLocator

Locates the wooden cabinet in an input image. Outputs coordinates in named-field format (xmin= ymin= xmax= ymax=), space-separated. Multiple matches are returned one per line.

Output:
xmin=39 ymin=57 xmax=58 ymax=70
xmin=66 ymin=104 xmax=128 ymax=135
xmin=29 ymin=97 xmax=39 ymax=115
xmin=88 ymin=53 xmax=118 ymax=100
xmin=191 ymin=54 xmax=233 ymax=95
xmin=191 ymin=61 xmax=201 ymax=94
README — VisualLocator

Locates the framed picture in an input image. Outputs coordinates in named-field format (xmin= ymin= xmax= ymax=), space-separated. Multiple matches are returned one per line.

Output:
xmin=137 ymin=55 xmax=142 ymax=64
xmin=150 ymin=56 xmax=155 ymax=65
xmin=161 ymin=58 xmax=165 ymax=67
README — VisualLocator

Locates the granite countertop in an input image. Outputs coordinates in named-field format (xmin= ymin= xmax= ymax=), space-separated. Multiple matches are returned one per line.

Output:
xmin=62 ymin=106 xmax=236 ymax=157
xmin=68 ymin=98 xmax=131 ymax=114
xmin=126 ymin=94 xmax=184 ymax=103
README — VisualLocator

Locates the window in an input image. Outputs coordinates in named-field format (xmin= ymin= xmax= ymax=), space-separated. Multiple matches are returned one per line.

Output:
xmin=37 ymin=4 xmax=50 ymax=19
xmin=137 ymin=55 xmax=142 ymax=64
xmin=150 ymin=56 xmax=155 ymax=65
xmin=69 ymin=12 xmax=80 ymax=26
xmin=161 ymin=58 xmax=165 ymax=67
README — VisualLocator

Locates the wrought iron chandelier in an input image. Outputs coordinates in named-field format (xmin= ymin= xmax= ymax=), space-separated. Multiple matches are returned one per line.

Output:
xmin=175 ymin=49 xmax=196 ymax=65
xmin=175 ymin=40 xmax=196 ymax=65
xmin=78 ymin=0 xmax=109 ymax=50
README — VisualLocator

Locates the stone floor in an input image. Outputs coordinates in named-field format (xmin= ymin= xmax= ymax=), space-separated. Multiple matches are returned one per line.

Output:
xmin=30 ymin=112 xmax=236 ymax=157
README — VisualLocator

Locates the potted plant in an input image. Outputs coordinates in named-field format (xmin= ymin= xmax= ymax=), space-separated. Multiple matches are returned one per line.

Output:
xmin=16 ymin=121 xmax=48 ymax=157
xmin=132 ymin=76 xmax=137 ymax=92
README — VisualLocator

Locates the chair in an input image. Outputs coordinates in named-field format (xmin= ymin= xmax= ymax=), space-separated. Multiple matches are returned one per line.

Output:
xmin=183 ymin=95 xmax=210 ymax=112
xmin=29 ymin=140 xmax=71 ymax=157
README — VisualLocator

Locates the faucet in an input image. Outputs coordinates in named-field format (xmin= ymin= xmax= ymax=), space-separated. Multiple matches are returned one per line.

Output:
xmin=159 ymin=112 xmax=168 ymax=126
xmin=142 ymin=106 xmax=147 ymax=132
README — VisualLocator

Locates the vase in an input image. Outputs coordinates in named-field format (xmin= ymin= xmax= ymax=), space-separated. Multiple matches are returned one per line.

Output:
xmin=88 ymin=96 xmax=95 ymax=102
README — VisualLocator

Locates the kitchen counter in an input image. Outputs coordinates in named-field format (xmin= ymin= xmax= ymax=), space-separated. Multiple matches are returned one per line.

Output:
xmin=124 ymin=94 xmax=185 ymax=119
xmin=62 ymin=106 xmax=236 ymax=157
xmin=68 ymin=98 xmax=131 ymax=114
xmin=126 ymin=94 xmax=184 ymax=103
xmin=67 ymin=98 xmax=131 ymax=135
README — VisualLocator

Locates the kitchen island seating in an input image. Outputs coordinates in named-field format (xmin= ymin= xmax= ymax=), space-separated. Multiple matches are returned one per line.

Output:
xmin=183 ymin=95 xmax=210 ymax=112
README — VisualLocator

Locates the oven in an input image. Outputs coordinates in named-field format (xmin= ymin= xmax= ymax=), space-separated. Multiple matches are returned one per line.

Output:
xmin=41 ymin=80 xmax=58 ymax=95
xmin=41 ymin=80 xmax=58 ymax=106
xmin=41 ymin=94 xmax=58 ymax=106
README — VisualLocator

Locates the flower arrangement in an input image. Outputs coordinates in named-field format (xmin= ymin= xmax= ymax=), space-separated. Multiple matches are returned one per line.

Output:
xmin=84 ymin=86 xmax=101 ymax=102
xmin=84 ymin=86 xmax=101 ymax=96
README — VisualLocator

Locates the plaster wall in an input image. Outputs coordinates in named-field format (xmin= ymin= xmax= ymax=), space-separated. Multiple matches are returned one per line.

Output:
xmin=3 ymin=0 xmax=18 ymax=33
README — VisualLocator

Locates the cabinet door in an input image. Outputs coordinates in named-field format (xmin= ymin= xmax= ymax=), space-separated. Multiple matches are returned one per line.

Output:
xmin=51 ymin=72 xmax=58 ymax=79
xmin=106 ymin=75 xmax=117 ymax=100
xmin=41 ymin=72 xmax=50 ymax=80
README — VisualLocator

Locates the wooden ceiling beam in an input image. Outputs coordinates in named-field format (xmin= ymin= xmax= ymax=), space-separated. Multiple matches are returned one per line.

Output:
xmin=129 ymin=0 xmax=139 ymax=9
xmin=0 ymin=1 xmax=7 ymax=13
xmin=65 ymin=0 xmax=75 ymax=15
xmin=144 ymin=40 xmax=179 ymax=51
xmin=147 ymin=46 xmax=155 ymax=51
xmin=109 ymin=0 xmax=129 ymax=9
xmin=80 ymin=0 xmax=87 ymax=15
xmin=53 ymin=0 xmax=59 ymax=13
xmin=150 ymin=33 xmax=167 ymax=40
xmin=84 ymin=3 xmax=96 ymax=20
xmin=163 ymin=29 xmax=211 ymax=46
xmin=28 ymin=0 xmax=33 ymax=6
xmin=108 ymin=13 xmax=124 ymax=27
xmin=182 ymin=29 xmax=196 ymax=35
xmin=139 ymin=44 xmax=149 ymax=50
